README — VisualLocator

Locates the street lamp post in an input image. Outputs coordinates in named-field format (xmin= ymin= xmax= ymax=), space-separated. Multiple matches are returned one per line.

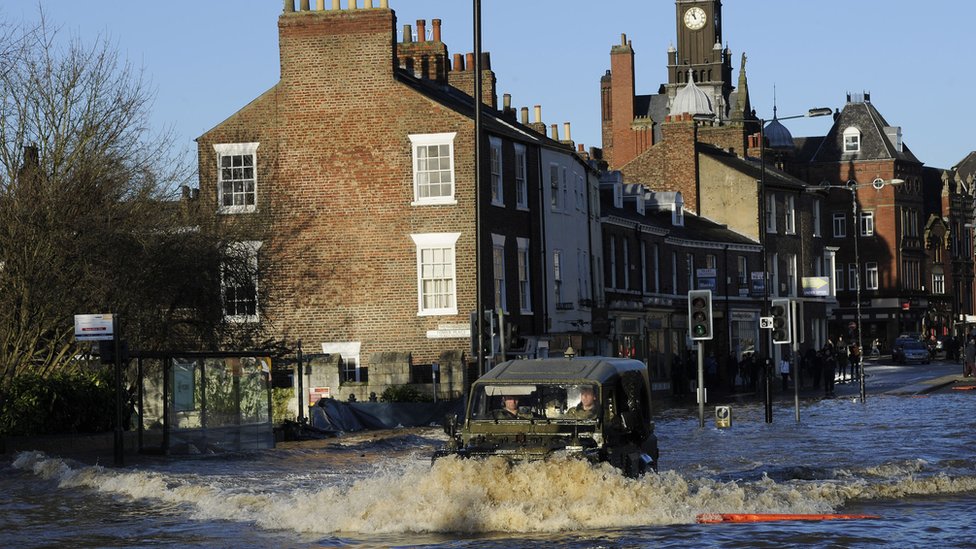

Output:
xmin=757 ymin=107 xmax=832 ymax=423
xmin=849 ymin=181 xmax=865 ymax=402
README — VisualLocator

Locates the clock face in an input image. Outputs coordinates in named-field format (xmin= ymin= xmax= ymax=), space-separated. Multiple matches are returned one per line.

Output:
xmin=684 ymin=6 xmax=707 ymax=30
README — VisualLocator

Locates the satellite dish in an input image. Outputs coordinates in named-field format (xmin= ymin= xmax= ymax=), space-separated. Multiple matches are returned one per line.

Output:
xmin=872 ymin=178 xmax=885 ymax=190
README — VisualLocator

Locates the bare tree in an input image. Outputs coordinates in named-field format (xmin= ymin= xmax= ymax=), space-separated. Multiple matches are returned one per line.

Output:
xmin=0 ymin=13 xmax=271 ymax=387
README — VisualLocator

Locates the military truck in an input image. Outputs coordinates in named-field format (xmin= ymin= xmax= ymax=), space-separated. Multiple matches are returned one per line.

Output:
xmin=436 ymin=357 xmax=659 ymax=477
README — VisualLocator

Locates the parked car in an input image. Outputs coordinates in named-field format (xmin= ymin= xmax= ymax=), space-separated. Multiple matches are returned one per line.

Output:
xmin=435 ymin=356 xmax=659 ymax=477
xmin=892 ymin=340 xmax=930 ymax=364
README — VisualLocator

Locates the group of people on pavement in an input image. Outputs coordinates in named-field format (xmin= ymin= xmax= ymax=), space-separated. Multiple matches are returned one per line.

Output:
xmin=964 ymin=336 xmax=976 ymax=378
xmin=667 ymin=330 xmax=976 ymax=404
xmin=813 ymin=337 xmax=861 ymax=397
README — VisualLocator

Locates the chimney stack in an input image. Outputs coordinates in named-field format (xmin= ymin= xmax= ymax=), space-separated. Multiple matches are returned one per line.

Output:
xmin=527 ymin=105 xmax=547 ymax=135
xmin=432 ymin=19 xmax=442 ymax=42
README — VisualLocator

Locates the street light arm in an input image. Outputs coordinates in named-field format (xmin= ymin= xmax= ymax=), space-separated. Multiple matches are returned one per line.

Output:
xmin=765 ymin=107 xmax=833 ymax=122
xmin=805 ymin=178 xmax=905 ymax=193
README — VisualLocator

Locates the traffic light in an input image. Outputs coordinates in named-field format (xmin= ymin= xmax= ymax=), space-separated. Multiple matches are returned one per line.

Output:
xmin=470 ymin=310 xmax=496 ymax=358
xmin=770 ymin=298 xmax=792 ymax=344
xmin=688 ymin=290 xmax=713 ymax=341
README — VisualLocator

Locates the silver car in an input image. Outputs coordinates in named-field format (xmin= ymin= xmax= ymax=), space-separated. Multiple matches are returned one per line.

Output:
xmin=894 ymin=341 xmax=930 ymax=364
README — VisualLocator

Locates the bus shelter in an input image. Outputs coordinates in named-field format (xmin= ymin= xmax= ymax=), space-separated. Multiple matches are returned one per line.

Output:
xmin=132 ymin=351 xmax=274 ymax=455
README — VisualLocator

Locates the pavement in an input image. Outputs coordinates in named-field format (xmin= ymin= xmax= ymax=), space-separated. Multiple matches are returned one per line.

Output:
xmin=657 ymin=356 xmax=969 ymax=410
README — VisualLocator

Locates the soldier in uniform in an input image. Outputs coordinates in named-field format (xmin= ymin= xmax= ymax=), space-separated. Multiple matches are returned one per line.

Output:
xmin=492 ymin=395 xmax=532 ymax=419
xmin=564 ymin=385 xmax=599 ymax=419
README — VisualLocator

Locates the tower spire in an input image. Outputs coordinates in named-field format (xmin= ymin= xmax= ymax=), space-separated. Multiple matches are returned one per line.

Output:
xmin=732 ymin=52 xmax=752 ymax=122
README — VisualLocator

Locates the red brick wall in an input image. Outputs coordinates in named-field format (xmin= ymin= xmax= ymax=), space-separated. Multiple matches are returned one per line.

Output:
xmin=607 ymin=45 xmax=636 ymax=169
xmin=620 ymin=116 xmax=699 ymax=213
xmin=197 ymin=9 xmax=482 ymax=371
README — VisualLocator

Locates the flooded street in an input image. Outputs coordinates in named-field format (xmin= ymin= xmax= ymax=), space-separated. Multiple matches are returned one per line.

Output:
xmin=2 ymin=391 xmax=975 ymax=547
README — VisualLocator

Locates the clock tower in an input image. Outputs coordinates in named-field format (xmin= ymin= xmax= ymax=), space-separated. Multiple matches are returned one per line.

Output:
xmin=667 ymin=0 xmax=733 ymax=121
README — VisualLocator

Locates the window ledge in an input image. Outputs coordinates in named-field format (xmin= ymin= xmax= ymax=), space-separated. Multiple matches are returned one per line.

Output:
xmin=411 ymin=198 xmax=457 ymax=207
xmin=418 ymin=308 xmax=459 ymax=317
xmin=218 ymin=206 xmax=257 ymax=215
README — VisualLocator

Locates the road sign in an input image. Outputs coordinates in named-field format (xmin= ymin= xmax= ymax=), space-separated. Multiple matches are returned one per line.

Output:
xmin=759 ymin=316 xmax=773 ymax=329
xmin=750 ymin=271 xmax=766 ymax=296
xmin=74 ymin=314 xmax=115 ymax=341
xmin=802 ymin=276 xmax=830 ymax=297
xmin=715 ymin=405 xmax=731 ymax=428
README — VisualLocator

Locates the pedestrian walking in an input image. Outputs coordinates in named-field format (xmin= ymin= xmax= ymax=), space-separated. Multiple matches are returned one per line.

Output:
xmin=964 ymin=338 xmax=976 ymax=377
xmin=779 ymin=354 xmax=791 ymax=391
xmin=849 ymin=342 xmax=861 ymax=381
xmin=671 ymin=351 xmax=686 ymax=396
xmin=822 ymin=340 xmax=837 ymax=397
xmin=803 ymin=347 xmax=818 ymax=389
xmin=836 ymin=336 xmax=849 ymax=382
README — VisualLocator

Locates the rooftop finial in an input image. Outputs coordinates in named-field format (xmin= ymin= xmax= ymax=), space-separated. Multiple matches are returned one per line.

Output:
xmin=772 ymin=84 xmax=778 ymax=119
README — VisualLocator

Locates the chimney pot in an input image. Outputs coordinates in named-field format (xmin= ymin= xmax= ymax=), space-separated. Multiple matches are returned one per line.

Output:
xmin=563 ymin=122 xmax=571 ymax=142
xmin=316 ymin=0 xmax=324 ymax=9
xmin=480 ymin=52 xmax=491 ymax=69
xmin=403 ymin=24 xmax=413 ymax=43
xmin=284 ymin=0 xmax=295 ymax=12
xmin=621 ymin=33 xmax=627 ymax=46
xmin=365 ymin=0 xmax=373 ymax=7
xmin=503 ymin=93 xmax=511 ymax=111
xmin=300 ymin=0 xmax=309 ymax=10
xmin=432 ymin=19 xmax=442 ymax=42
xmin=578 ymin=143 xmax=584 ymax=153
xmin=452 ymin=53 xmax=463 ymax=71
xmin=348 ymin=0 xmax=357 ymax=9
xmin=380 ymin=0 xmax=388 ymax=7
xmin=465 ymin=52 xmax=475 ymax=70
xmin=416 ymin=20 xmax=426 ymax=42
xmin=332 ymin=0 xmax=340 ymax=8
xmin=520 ymin=107 xmax=529 ymax=124
xmin=534 ymin=105 xmax=542 ymax=123
xmin=551 ymin=124 xmax=559 ymax=140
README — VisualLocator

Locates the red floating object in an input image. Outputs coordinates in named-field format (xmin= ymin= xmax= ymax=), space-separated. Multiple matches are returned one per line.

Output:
xmin=697 ymin=513 xmax=880 ymax=524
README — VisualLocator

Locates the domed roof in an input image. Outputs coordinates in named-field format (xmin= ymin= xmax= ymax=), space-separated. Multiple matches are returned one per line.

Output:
xmin=671 ymin=70 xmax=713 ymax=118
xmin=764 ymin=118 xmax=794 ymax=149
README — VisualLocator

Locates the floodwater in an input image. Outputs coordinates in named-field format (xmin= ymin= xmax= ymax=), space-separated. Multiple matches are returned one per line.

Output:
xmin=2 ymin=393 xmax=975 ymax=548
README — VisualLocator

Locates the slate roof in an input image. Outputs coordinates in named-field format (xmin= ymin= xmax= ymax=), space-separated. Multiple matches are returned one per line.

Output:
xmin=953 ymin=151 xmax=976 ymax=183
xmin=809 ymin=100 xmax=920 ymax=164
xmin=393 ymin=70 xmax=579 ymax=159
xmin=792 ymin=136 xmax=824 ymax=164
xmin=599 ymin=184 xmax=759 ymax=248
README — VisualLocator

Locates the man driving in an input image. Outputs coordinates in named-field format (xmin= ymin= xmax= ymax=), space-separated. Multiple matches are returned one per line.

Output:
xmin=492 ymin=394 xmax=531 ymax=419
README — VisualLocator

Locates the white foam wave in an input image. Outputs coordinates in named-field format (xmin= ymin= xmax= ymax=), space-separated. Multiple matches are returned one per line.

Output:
xmin=12 ymin=451 xmax=976 ymax=535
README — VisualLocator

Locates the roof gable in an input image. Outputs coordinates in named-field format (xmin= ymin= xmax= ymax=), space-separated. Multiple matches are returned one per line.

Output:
xmin=811 ymin=99 xmax=920 ymax=164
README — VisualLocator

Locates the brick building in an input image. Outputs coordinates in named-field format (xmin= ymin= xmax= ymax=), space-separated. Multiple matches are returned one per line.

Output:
xmin=792 ymin=94 xmax=925 ymax=347
xmin=599 ymin=174 xmax=763 ymax=393
xmin=598 ymin=0 xmax=830 ymax=365
xmin=196 ymin=1 xmax=595 ymax=402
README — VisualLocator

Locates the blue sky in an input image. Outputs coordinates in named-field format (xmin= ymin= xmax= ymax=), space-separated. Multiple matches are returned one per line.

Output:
xmin=8 ymin=1 xmax=974 ymax=172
